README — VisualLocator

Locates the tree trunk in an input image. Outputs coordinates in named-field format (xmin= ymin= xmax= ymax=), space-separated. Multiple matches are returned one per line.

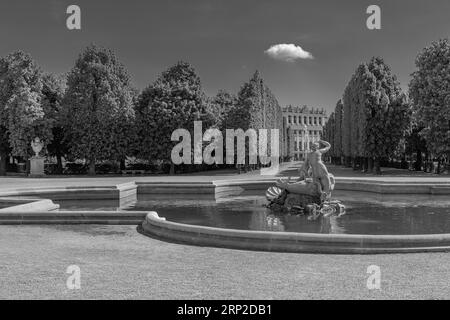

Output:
xmin=56 ymin=153 xmax=63 ymax=174
xmin=415 ymin=150 xmax=422 ymax=171
xmin=120 ymin=159 xmax=126 ymax=171
xmin=424 ymin=151 xmax=429 ymax=172
xmin=346 ymin=156 xmax=351 ymax=167
xmin=389 ymin=159 xmax=394 ymax=168
xmin=88 ymin=159 xmax=96 ymax=175
xmin=374 ymin=157 xmax=381 ymax=175
xmin=0 ymin=152 xmax=6 ymax=176
xmin=169 ymin=163 xmax=175 ymax=175
xmin=352 ymin=157 xmax=357 ymax=170
xmin=25 ymin=157 xmax=30 ymax=175
xmin=368 ymin=158 xmax=374 ymax=173
xmin=362 ymin=157 xmax=368 ymax=173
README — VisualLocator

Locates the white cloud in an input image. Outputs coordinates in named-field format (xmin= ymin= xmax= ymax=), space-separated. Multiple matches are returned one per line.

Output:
xmin=265 ymin=44 xmax=313 ymax=62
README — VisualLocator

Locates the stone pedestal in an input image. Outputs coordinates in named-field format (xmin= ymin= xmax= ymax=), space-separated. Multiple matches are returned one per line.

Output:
xmin=29 ymin=157 xmax=45 ymax=177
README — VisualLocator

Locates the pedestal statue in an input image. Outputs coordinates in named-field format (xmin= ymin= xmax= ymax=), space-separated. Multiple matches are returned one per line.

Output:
xmin=266 ymin=140 xmax=344 ymax=219
xmin=29 ymin=137 xmax=45 ymax=177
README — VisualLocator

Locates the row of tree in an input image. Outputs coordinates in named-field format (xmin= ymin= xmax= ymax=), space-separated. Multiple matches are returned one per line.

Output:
xmin=0 ymin=45 xmax=283 ymax=175
xmin=323 ymin=39 xmax=450 ymax=174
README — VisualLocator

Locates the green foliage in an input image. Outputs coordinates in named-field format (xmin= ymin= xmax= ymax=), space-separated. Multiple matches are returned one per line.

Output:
xmin=42 ymin=73 xmax=70 ymax=161
xmin=136 ymin=61 xmax=207 ymax=163
xmin=238 ymin=71 xmax=283 ymax=131
xmin=405 ymin=124 xmax=427 ymax=155
xmin=63 ymin=45 xmax=136 ymax=166
xmin=323 ymin=112 xmax=335 ymax=156
xmin=226 ymin=71 xmax=283 ymax=159
xmin=0 ymin=51 xmax=52 ymax=158
xmin=409 ymin=39 xmax=450 ymax=158
xmin=226 ymin=71 xmax=260 ymax=130
xmin=342 ymin=79 xmax=353 ymax=158
xmin=334 ymin=100 xmax=343 ymax=157
xmin=343 ymin=64 xmax=371 ymax=158
xmin=342 ymin=57 xmax=411 ymax=160
xmin=209 ymin=89 xmax=237 ymax=130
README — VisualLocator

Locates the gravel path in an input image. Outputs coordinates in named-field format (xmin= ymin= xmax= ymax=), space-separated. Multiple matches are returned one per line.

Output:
xmin=1 ymin=225 xmax=449 ymax=299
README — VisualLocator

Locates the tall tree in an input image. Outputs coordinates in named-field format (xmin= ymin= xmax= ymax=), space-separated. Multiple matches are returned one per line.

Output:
xmin=226 ymin=71 xmax=283 ymax=166
xmin=325 ymin=112 xmax=335 ymax=160
xmin=342 ymin=65 xmax=364 ymax=167
xmin=334 ymin=99 xmax=344 ymax=163
xmin=227 ymin=71 xmax=263 ymax=131
xmin=0 ymin=51 xmax=52 ymax=174
xmin=210 ymin=90 xmax=236 ymax=130
xmin=63 ymin=45 xmax=136 ymax=175
xmin=342 ymin=57 xmax=411 ymax=174
xmin=136 ymin=61 xmax=207 ymax=172
xmin=363 ymin=58 xmax=411 ymax=173
xmin=342 ymin=78 xmax=354 ymax=167
xmin=409 ymin=39 xmax=450 ymax=163
xmin=405 ymin=123 xmax=428 ymax=171
xmin=43 ymin=73 xmax=68 ymax=174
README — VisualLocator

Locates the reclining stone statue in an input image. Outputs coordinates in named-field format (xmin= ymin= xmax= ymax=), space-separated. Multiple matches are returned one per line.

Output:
xmin=266 ymin=140 xmax=344 ymax=218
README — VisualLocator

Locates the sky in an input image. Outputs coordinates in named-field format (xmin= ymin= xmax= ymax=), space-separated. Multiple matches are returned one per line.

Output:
xmin=0 ymin=0 xmax=449 ymax=114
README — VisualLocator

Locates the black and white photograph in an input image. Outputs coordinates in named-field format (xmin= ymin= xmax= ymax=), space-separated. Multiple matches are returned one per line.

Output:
xmin=0 ymin=0 xmax=449 ymax=306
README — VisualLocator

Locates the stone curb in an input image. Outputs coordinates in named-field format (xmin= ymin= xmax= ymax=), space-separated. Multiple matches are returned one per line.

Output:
xmin=0 ymin=210 xmax=147 ymax=225
xmin=141 ymin=212 xmax=450 ymax=254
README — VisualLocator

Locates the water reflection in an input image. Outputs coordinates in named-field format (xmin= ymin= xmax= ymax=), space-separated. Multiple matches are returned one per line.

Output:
xmin=248 ymin=210 xmax=345 ymax=234
xmin=55 ymin=193 xmax=450 ymax=235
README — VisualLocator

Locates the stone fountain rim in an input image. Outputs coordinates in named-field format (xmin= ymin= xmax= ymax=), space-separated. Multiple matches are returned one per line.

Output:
xmin=142 ymin=211 xmax=450 ymax=254
xmin=0 ymin=179 xmax=449 ymax=254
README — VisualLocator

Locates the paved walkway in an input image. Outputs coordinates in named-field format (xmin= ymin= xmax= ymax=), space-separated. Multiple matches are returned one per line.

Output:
xmin=0 ymin=162 xmax=448 ymax=191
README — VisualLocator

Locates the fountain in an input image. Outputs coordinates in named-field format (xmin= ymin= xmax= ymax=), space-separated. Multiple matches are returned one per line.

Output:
xmin=1 ymin=139 xmax=449 ymax=254
xmin=265 ymin=140 xmax=345 ymax=218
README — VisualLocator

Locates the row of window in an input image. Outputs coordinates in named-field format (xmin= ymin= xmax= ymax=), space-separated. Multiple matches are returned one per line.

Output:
xmin=292 ymin=130 xmax=321 ymax=136
xmin=293 ymin=141 xmax=318 ymax=151
xmin=286 ymin=115 xmax=323 ymax=125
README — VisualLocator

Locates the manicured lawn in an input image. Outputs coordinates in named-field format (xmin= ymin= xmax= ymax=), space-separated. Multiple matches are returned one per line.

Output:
xmin=0 ymin=224 xmax=449 ymax=299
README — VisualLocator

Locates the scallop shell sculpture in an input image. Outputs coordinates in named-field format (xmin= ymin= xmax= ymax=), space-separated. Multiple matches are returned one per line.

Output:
xmin=265 ymin=186 xmax=282 ymax=202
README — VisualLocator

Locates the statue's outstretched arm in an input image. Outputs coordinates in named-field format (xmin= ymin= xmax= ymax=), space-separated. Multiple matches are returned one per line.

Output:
xmin=319 ymin=140 xmax=331 ymax=153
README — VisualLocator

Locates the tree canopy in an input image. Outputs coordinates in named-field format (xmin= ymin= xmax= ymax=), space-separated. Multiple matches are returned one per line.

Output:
xmin=341 ymin=58 xmax=411 ymax=169
xmin=63 ymin=45 xmax=136 ymax=174
xmin=0 ymin=51 xmax=52 ymax=158
xmin=409 ymin=39 xmax=450 ymax=158
xmin=136 ymin=61 xmax=207 ymax=164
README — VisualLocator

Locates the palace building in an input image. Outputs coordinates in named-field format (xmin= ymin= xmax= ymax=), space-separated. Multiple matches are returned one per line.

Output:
xmin=282 ymin=105 xmax=328 ymax=160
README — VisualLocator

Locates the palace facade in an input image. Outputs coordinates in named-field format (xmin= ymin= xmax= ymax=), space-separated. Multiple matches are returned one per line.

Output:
xmin=282 ymin=105 xmax=328 ymax=160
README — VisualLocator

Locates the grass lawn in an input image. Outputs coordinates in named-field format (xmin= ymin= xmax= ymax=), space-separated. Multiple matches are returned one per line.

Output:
xmin=0 ymin=224 xmax=449 ymax=299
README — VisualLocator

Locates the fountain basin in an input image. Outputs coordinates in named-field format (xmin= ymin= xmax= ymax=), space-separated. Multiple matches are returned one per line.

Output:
xmin=0 ymin=179 xmax=449 ymax=254
xmin=141 ymin=211 xmax=450 ymax=254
